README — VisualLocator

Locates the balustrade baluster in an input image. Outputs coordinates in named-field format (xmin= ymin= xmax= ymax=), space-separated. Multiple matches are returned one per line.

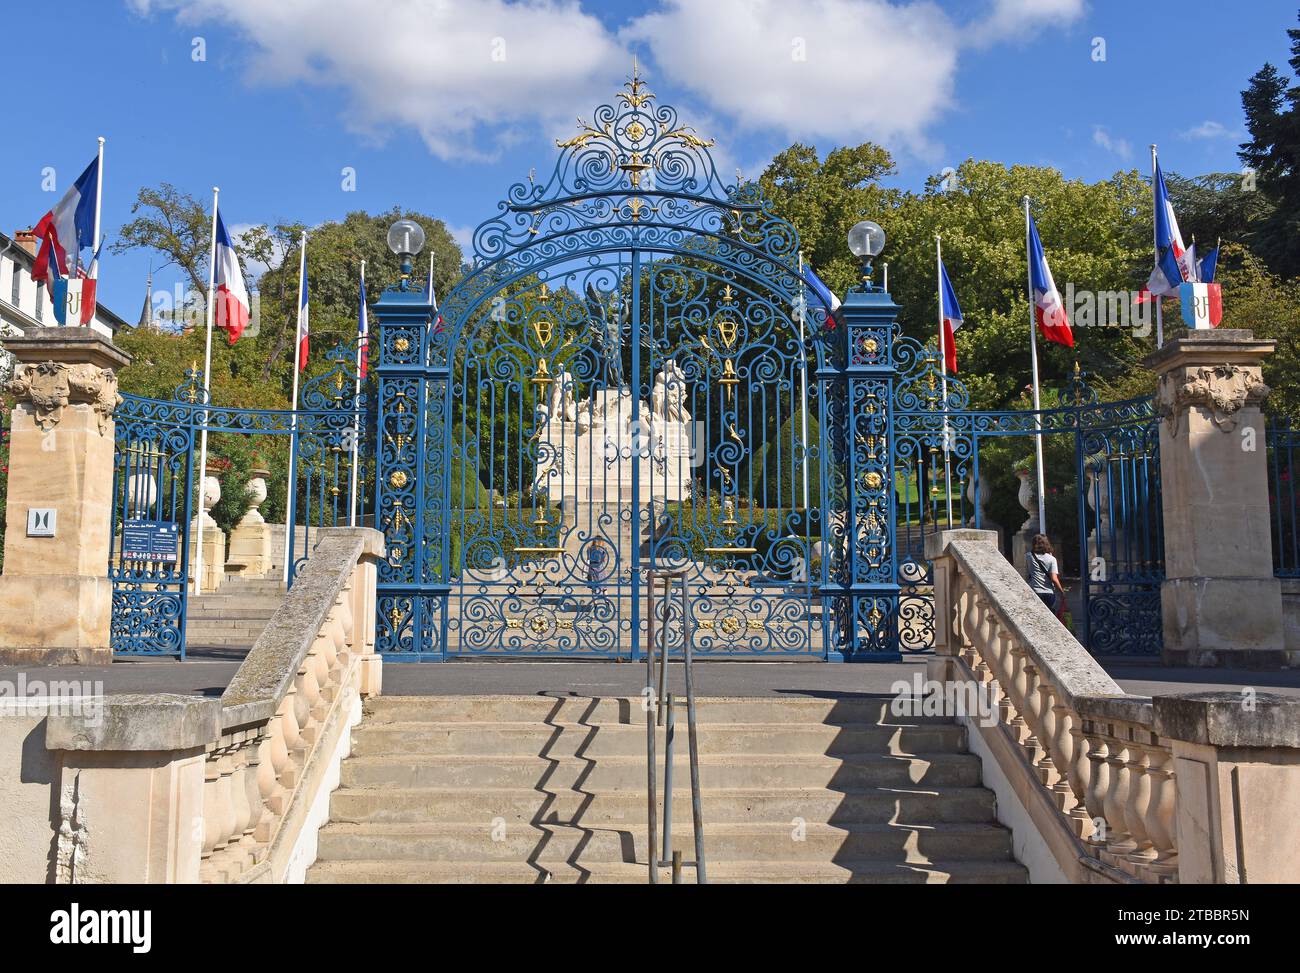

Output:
xmin=1101 ymin=727 xmax=1137 ymax=859
xmin=1083 ymin=728 xmax=1112 ymax=850
xmin=1144 ymin=746 xmax=1178 ymax=878
xmin=1123 ymin=741 xmax=1157 ymax=869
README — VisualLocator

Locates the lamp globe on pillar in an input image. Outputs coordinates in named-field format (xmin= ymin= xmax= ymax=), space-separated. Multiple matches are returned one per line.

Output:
xmin=847 ymin=220 xmax=887 ymax=290
xmin=386 ymin=218 xmax=426 ymax=287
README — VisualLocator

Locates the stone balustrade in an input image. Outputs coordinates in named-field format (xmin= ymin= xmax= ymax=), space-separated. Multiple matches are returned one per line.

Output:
xmin=43 ymin=528 xmax=383 ymax=884
xmin=927 ymin=528 xmax=1300 ymax=884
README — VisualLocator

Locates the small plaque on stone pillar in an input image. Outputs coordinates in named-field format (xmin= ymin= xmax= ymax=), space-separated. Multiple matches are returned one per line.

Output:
xmin=26 ymin=508 xmax=56 ymax=537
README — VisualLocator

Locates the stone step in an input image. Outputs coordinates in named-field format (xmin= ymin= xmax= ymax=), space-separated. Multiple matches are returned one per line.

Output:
xmin=184 ymin=619 xmax=272 ymax=632
xmin=313 ymin=820 xmax=1015 ymax=864
xmin=326 ymin=784 xmax=998 ymax=826
xmin=216 ymin=577 xmax=288 ymax=591
xmin=188 ymin=595 xmax=287 ymax=610
xmin=362 ymin=695 xmax=944 ymax=726
xmin=184 ymin=635 xmax=258 ymax=647
xmin=185 ymin=626 xmax=269 ymax=642
xmin=340 ymin=752 xmax=985 ymax=790
xmin=306 ymin=858 xmax=1028 ymax=884
xmin=186 ymin=607 xmax=279 ymax=620
xmin=349 ymin=721 xmax=966 ymax=758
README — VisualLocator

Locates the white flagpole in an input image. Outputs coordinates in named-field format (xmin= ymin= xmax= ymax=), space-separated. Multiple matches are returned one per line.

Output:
xmin=936 ymin=235 xmax=953 ymax=526
xmin=348 ymin=260 xmax=365 ymax=527
xmin=1024 ymin=196 xmax=1048 ymax=535
xmin=797 ymin=252 xmax=811 ymax=517
xmin=282 ymin=231 xmax=307 ymax=584
xmin=194 ymin=187 xmax=220 ymax=595
xmin=1151 ymin=143 xmax=1164 ymax=349
xmin=89 ymin=136 xmax=105 ymax=298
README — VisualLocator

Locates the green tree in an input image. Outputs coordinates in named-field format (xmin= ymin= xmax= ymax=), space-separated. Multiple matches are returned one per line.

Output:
xmin=1239 ymin=10 xmax=1300 ymax=277
xmin=1164 ymin=171 xmax=1274 ymax=251
xmin=757 ymin=142 xmax=900 ymax=297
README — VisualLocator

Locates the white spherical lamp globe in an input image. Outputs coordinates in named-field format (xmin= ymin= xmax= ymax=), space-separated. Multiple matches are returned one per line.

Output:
xmin=847 ymin=220 xmax=886 ymax=259
xmin=386 ymin=219 xmax=426 ymax=259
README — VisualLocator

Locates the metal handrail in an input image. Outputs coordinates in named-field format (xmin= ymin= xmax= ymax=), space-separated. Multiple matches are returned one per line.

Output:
xmin=644 ymin=565 xmax=706 ymax=884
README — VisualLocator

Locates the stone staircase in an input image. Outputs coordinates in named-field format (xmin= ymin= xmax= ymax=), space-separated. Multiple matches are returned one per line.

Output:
xmin=306 ymin=695 xmax=1028 ymax=884
xmin=185 ymin=576 xmax=287 ymax=656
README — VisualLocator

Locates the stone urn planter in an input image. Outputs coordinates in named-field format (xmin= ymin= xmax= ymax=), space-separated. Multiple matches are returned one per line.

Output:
xmin=1015 ymin=468 xmax=1039 ymax=534
xmin=227 ymin=467 xmax=273 ymax=578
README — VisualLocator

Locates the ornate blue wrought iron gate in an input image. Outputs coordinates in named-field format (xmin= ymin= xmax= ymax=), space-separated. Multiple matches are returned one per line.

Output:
xmin=374 ymin=74 xmax=848 ymax=660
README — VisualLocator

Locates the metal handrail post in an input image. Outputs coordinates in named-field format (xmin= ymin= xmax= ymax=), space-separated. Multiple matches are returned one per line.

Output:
xmin=657 ymin=576 xmax=669 ymax=726
xmin=662 ymin=690 xmax=675 ymax=868
xmin=645 ymin=566 xmax=658 ymax=885
xmin=680 ymin=573 xmax=706 ymax=883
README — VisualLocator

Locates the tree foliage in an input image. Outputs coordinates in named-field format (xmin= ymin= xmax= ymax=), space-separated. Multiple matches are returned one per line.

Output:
xmin=1239 ymin=11 xmax=1300 ymax=278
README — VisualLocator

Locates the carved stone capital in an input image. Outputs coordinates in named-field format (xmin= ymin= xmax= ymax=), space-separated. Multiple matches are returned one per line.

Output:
xmin=8 ymin=360 xmax=121 ymax=434
xmin=1155 ymin=363 xmax=1269 ymax=436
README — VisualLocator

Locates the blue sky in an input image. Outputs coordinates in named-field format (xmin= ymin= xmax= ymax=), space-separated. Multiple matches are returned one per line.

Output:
xmin=0 ymin=0 xmax=1293 ymax=318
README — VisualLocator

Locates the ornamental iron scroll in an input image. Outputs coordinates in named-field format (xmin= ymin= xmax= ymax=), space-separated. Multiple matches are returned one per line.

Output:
xmin=431 ymin=65 xmax=806 ymax=371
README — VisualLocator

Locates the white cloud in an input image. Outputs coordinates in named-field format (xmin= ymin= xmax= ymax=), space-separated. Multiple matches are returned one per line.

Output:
xmin=129 ymin=0 xmax=1085 ymax=163
xmin=624 ymin=0 xmax=1086 ymax=157
xmin=968 ymin=0 xmax=1087 ymax=45
xmin=1182 ymin=120 xmax=1241 ymax=140
xmin=445 ymin=222 xmax=476 ymax=255
xmin=624 ymin=0 xmax=956 ymax=156
xmin=1092 ymin=125 xmax=1131 ymax=159
xmin=129 ymin=0 xmax=626 ymax=161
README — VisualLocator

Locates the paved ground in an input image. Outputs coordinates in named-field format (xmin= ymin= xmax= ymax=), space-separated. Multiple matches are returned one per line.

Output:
xmin=4 ymin=655 xmax=1298 ymax=700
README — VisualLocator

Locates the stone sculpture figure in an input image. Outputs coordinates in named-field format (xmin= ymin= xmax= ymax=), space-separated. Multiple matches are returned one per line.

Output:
xmin=651 ymin=360 xmax=691 ymax=424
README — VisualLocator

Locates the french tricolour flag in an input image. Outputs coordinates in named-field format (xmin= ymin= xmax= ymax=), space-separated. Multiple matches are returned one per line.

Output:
xmin=297 ymin=261 xmax=310 ymax=370
xmin=213 ymin=211 xmax=250 ymax=344
xmin=1145 ymin=160 xmax=1190 ymax=298
xmin=802 ymin=265 xmax=842 ymax=328
xmin=939 ymin=257 xmax=962 ymax=374
xmin=31 ymin=155 xmax=98 ymax=285
xmin=357 ymin=266 xmax=368 ymax=379
xmin=1027 ymin=212 xmax=1074 ymax=348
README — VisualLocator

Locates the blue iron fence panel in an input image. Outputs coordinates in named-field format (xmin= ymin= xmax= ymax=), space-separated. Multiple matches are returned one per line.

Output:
xmin=109 ymin=344 xmax=372 ymax=657
xmin=109 ymin=387 xmax=196 ymax=657
xmin=893 ymin=351 xmax=1164 ymax=658
xmin=1076 ymin=396 xmax=1164 ymax=657
xmin=1268 ymin=415 xmax=1300 ymax=578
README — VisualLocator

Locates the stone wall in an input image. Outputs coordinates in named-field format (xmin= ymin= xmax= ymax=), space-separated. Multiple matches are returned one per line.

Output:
xmin=0 ymin=707 xmax=62 ymax=883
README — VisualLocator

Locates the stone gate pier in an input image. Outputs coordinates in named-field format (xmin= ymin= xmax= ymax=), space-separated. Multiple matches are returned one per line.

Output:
xmin=1146 ymin=329 xmax=1292 ymax=668
xmin=0 ymin=329 xmax=128 ymax=664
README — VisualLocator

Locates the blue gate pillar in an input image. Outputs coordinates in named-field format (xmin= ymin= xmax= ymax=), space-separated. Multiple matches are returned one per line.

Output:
xmin=371 ymin=280 xmax=442 ymax=658
xmin=824 ymin=276 xmax=902 ymax=661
